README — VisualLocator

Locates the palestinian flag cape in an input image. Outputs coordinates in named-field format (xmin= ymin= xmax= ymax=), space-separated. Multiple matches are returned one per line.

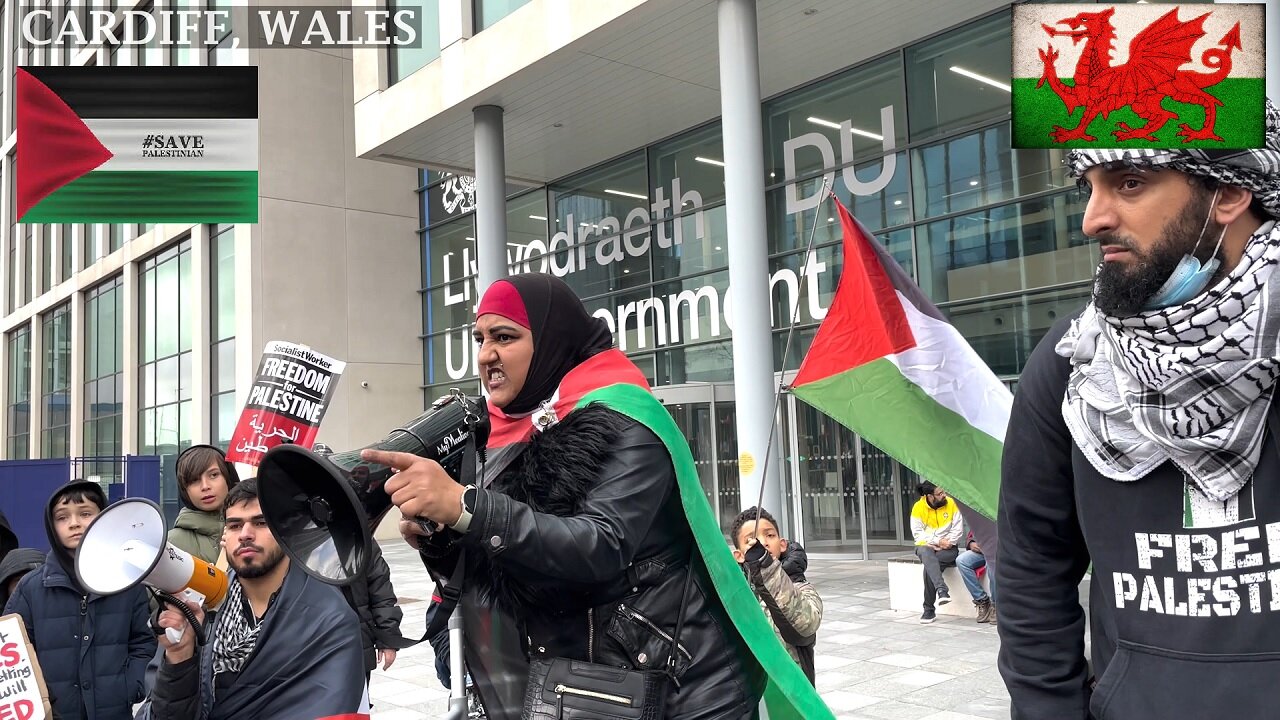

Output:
xmin=791 ymin=198 xmax=1011 ymax=563
xmin=484 ymin=348 xmax=833 ymax=720
xmin=17 ymin=66 xmax=258 ymax=223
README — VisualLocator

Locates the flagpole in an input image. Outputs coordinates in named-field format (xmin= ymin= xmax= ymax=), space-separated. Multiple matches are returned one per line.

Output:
xmin=753 ymin=180 xmax=831 ymax=539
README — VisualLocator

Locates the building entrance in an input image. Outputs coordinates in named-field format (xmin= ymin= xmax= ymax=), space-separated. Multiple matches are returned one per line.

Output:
xmin=653 ymin=382 xmax=919 ymax=558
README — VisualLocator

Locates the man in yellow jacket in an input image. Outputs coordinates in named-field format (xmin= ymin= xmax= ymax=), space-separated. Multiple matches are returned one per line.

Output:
xmin=910 ymin=481 xmax=964 ymax=624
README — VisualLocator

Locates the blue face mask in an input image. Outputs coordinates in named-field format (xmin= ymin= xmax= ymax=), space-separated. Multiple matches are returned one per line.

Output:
xmin=1143 ymin=189 xmax=1227 ymax=311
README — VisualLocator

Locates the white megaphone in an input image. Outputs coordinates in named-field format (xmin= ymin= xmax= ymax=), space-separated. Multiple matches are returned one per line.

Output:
xmin=76 ymin=498 xmax=229 ymax=645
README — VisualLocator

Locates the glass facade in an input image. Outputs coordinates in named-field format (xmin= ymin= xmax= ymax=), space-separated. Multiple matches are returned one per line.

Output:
xmin=417 ymin=7 xmax=1096 ymax=549
xmin=210 ymin=224 xmax=237 ymax=450
xmin=5 ymin=325 xmax=30 ymax=459
xmin=139 ymin=240 xmax=194 ymax=513
xmin=84 ymin=276 xmax=123 ymax=477
xmin=475 ymin=0 xmax=531 ymax=31
xmin=41 ymin=303 xmax=70 ymax=457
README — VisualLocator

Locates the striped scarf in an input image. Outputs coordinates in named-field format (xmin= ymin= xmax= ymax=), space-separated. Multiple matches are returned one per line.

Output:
xmin=211 ymin=578 xmax=261 ymax=683
xmin=1057 ymin=221 xmax=1280 ymax=502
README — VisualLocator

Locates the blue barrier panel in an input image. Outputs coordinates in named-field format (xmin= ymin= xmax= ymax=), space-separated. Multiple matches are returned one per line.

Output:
xmin=0 ymin=459 xmax=71 ymax=551
xmin=125 ymin=456 xmax=161 ymax=505
xmin=0 ymin=456 xmax=162 ymax=552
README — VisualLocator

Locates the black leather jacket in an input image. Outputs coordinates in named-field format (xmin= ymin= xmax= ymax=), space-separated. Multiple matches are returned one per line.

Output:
xmin=425 ymin=404 xmax=763 ymax=720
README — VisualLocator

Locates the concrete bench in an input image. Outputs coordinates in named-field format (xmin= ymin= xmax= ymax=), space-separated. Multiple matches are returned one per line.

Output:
xmin=887 ymin=553 xmax=991 ymax=618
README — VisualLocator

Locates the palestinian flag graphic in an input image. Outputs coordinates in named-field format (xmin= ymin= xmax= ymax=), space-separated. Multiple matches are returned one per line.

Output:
xmin=18 ymin=66 xmax=258 ymax=223
xmin=792 ymin=197 xmax=1011 ymax=539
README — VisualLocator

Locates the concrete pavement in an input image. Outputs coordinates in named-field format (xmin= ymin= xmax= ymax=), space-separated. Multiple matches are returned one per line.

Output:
xmin=370 ymin=543 xmax=1012 ymax=720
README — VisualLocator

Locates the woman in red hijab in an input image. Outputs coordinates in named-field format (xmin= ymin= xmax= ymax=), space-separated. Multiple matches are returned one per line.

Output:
xmin=366 ymin=273 xmax=764 ymax=720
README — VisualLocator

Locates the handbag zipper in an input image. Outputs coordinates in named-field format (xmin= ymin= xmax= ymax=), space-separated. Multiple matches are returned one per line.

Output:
xmin=617 ymin=604 xmax=692 ymax=661
xmin=588 ymin=607 xmax=595 ymax=662
xmin=554 ymin=684 xmax=631 ymax=706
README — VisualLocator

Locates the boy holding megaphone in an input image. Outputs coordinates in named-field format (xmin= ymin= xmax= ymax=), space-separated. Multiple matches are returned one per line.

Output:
xmin=3 ymin=480 xmax=157 ymax=720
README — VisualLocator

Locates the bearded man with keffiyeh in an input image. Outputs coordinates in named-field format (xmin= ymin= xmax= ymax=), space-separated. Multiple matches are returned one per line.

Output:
xmin=998 ymin=99 xmax=1280 ymax=720
xmin=137 ymin=479 xmax=367 ymax=720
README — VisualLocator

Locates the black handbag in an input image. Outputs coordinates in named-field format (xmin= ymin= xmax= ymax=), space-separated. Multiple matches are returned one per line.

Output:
xmin=521 ymin=549 xmax=698 ymax=720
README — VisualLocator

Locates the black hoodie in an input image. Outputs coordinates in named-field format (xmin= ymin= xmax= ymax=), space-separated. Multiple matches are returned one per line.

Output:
xmin=44 ymin=480 xmax=108 ymax=587
xmin=0 ymin=509 xmax=18 ymax=561
xmin=0 ymin=548 xmax=45 ymax=608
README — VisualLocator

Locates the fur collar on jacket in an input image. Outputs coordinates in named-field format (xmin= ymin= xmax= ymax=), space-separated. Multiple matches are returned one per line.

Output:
xmin=473 ymin=403 xmax=631 ymax=613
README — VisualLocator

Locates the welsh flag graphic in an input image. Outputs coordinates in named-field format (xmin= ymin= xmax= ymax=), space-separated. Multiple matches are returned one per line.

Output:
xmin=792 ymin=197 xmax=1012 ymax=535
xmin=1011 ymin=3 xmax=1266 ymax=149
xmin=17 ymin=66 xmax=258 ymax=223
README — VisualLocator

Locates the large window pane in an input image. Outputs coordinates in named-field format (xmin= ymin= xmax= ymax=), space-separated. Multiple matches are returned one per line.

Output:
xmin=210 ymin=224 xmax=236 ymax=448
xmin=41 ymin=304 xmax=71 ymax=457
xmin=504 ymin=190 xmax=549 ymax=276
xmin=389 ymin=0 xmax=440 ymax=84
xmin=651 ymin=203 xmax=727 ymax=282
xmin=649 ymin=123 xmax=726 ymax=213
xmin=6 ymin=325 xmax=31 ymax=459
xmin=912 ymin=124 xmax=1069 ymax=219
xmin=765 ymin=55 xmax=906 ymax=181
xmin=906 ymin=11 xmax=1011 ymax=140
xmin=551 ymin=152 xmax=648 ymax=237
xmin=60 ymin=224 xmax=72 ymax=281
xmin=423 ymin=213 xmax=475 ymax=299
xmin=83 ymin=225 xmax=99 ymax=268
xmin=917 ymin=191 xmax=1093 ymax=304
xmin=655 ymin=339 xmax=735 ymax=385
xmin=22 ymin=224 xmax=33 ymax=304
xmin=424 ymin=330 xmax=477 ymax=387
xmin=40 ymin=226 xmax=52 ymax=295
xmin=139 ymin=240 xmax=193 ymax=515
xmin=943 ymin=285 xmax=1091 ymax=377
xmin=475 ymin=0 xmax=531 ymax=30
xmin=767 ymin=156 xmax=910 ymax=257
xmin=548 ymin=153 xmax=651 ymax=296
xmin=212 ymin=224 xmax=236 ymax=341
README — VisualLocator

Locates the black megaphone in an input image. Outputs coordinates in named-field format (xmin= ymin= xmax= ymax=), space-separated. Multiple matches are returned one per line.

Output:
xmin=256 ymin=389 xmax=489 ymax=586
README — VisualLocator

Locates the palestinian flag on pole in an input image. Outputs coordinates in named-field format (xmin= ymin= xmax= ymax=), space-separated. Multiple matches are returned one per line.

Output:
xmin=791 ymin=196 xmax=1011 ymax=552
xmin=17 ymin=66 xmax=258 ymax=223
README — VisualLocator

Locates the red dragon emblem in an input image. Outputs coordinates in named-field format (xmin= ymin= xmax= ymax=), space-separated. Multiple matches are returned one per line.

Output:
xmin=1037 ymin=6 xmax=1242 ymax=144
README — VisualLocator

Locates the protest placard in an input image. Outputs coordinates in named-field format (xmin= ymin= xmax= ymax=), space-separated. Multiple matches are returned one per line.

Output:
xmin=226 ymin=341 xmax=345 ymax=466
xmin=0 ymin=614 xmax=50 ymax=720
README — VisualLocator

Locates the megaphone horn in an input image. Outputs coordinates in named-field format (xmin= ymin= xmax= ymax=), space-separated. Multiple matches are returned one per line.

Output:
xmin=257 ymin=389 xmax=489 ymax=586
xmin=76 ymin=498 xmax=229 ymax=644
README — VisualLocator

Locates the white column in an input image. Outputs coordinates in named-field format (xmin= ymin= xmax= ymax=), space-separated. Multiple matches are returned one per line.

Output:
xmin=69 ymin=286 xmax=84 ymax=457
xmin=233 ymin=223 xmax=255 ymax=409
xmin=28 ymin=312 xmax=43 ymax=456
xmin=190 ymin=224 xmax=211 ymax=444
xmin=717 ymin=0 xmax=784 ymax=527
xmin=473 ymin=105 xmax=509 ymax=296
xmin=121 ymin=259 xmax=139 ymax=454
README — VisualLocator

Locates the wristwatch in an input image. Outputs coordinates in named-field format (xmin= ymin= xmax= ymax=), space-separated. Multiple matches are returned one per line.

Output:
xmin=450 ymin=485 xmax=478 ymax=533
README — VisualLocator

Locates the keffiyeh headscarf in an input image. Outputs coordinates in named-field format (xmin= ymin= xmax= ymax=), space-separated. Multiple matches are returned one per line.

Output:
xmin=1057 ymin=99 xmax=1280 ymax=502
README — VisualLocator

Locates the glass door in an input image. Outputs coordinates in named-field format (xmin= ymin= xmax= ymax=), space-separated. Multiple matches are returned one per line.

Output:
xmin=653 ymin=383 xmax=744 ymax=538
xmin=789 ymin=397 xmax=865 ymax=556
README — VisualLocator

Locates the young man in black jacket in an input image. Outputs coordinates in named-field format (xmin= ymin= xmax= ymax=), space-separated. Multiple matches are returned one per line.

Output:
xmin=317 ymin=444 xmax=406 ymax=687
xmin=998 ymin=100 xmax=1280 ymax=720
xmin=340 ymin=542 xmax=405 ymax=689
